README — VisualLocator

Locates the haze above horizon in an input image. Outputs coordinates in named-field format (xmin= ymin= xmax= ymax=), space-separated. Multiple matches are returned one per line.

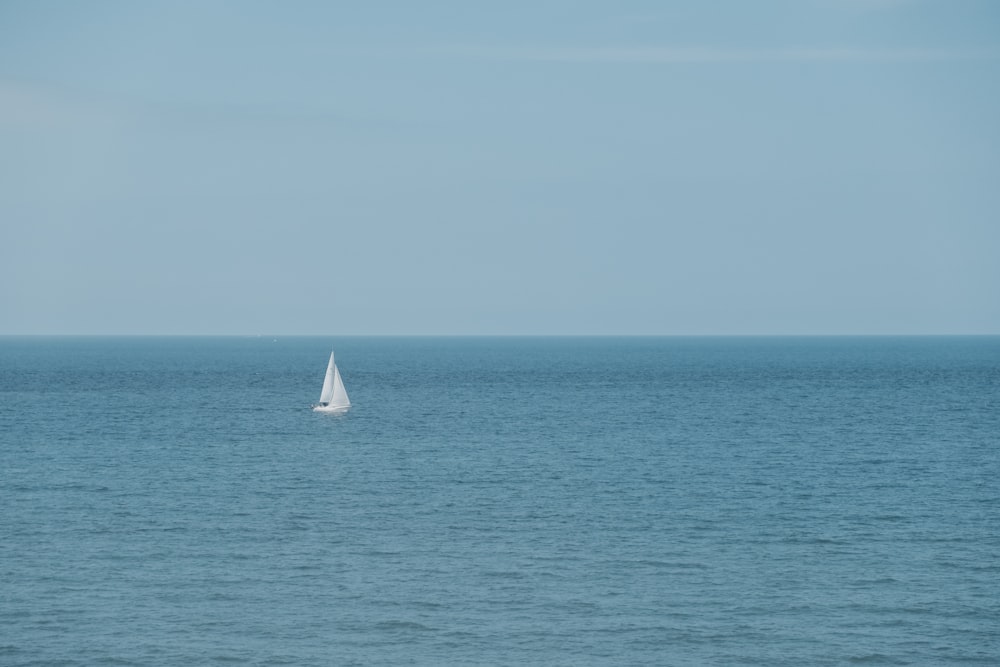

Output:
xmin=2 ymin=1 xmax=998 ymax=335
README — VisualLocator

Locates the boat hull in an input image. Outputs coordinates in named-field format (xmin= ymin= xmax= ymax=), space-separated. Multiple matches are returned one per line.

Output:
xmin=313 ymin=404 xmax=350 ymax=414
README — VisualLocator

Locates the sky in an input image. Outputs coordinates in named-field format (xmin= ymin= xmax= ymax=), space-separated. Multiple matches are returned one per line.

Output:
xmin=1 ymin=0 xmax=998 ymax=335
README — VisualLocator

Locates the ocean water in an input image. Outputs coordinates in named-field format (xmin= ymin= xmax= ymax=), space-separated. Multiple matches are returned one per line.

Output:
xmin=1 ymin=336 xmax=998 ymax=666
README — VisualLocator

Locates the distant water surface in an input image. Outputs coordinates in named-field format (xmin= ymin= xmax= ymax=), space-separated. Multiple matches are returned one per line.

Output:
xmin=1 ymin=336 xmax=998 ymax=665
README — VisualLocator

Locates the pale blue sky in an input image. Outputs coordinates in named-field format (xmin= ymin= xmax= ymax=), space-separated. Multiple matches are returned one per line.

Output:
xmin=2 ymin=1 xmax=998 ymax=334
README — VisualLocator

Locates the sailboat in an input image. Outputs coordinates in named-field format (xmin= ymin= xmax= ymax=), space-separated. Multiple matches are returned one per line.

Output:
xmin=313 ymin=351 xmax=351 ymax=413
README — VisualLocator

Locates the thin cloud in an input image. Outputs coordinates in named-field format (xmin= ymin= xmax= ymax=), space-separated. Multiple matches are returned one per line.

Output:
xmin=0 ymin=81 xmax=65 ymax=127
xmin=809 ymin=0 xmax=916 ymax=13
xmin=0 ymin=80 xmax=127 ymax=130
xmin=429 ymin=45 xmax=997 ymax=64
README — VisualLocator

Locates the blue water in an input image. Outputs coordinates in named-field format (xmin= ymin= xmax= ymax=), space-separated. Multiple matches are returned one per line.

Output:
xmin=2 ymin=336 xmax=998 ymax=665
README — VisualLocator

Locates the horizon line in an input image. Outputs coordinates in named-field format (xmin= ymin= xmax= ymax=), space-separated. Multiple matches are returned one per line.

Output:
xmin=2 ymin=333 xmax=997 ymax=338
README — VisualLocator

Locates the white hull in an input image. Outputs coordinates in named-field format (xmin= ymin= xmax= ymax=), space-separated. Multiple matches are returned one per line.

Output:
xmin=313 ymin=403 xmax=350 ymax=414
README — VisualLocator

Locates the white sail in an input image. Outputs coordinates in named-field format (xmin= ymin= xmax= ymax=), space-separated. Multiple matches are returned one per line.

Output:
xmin=330 ymin=364 xmax=350 ymax=408
xmin=315 ymin=351 xmax=351 ymax=412
xmin=318 ymin=352 xmax=336 ymax=404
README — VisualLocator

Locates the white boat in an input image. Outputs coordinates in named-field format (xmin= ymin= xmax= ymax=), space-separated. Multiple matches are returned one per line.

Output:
xmin=313 ymin=351 xmax=351 ymax=413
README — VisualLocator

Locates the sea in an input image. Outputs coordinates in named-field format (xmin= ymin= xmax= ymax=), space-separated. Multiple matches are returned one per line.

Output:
xmin=1 ymin=336 xmax=998 ymax=666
